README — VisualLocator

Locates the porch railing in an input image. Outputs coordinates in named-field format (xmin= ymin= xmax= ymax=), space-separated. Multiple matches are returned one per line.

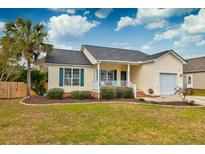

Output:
xmin=92 ymin=81 xmax=137 ymax=98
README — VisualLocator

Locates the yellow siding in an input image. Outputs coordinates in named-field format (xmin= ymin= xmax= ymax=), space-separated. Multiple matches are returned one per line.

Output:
xmin=153 ymin=53 xmax=183 ymax=95
xmin=135 ymin=62 xmax=154 ymax=94
xmin=48 ymin=65 xmax=94 ymax=92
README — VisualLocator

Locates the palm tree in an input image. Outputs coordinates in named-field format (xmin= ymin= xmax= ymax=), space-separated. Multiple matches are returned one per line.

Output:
xmin=3 ymin=17 xmax=53 ymax=97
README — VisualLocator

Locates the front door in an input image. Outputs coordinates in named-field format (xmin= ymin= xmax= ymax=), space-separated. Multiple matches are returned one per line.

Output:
xmin=121 ymin=71 xmax=127 ymax=81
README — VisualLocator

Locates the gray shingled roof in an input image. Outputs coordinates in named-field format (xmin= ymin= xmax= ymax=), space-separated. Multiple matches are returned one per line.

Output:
xmin=184 ymin=56 xmax=205 ymax=73
xmin=83 ymin=45 xmax=185 ymax=63
xmin=45 ymin=45 xmax=185 ymax=65
xmin=45 ymin=49 xmax=92 ymax=65
xmin=141 ymin=50 xmax=170 ymax=61
xmin=83 ymin=45 xmax=148 ymax=62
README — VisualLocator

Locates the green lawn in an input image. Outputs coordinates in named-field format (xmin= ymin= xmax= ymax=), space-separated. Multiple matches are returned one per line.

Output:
xmin=187 ymin=92 xmax=205 ymax=96
xmin=1 ymin=99 xmax=205 ymax=144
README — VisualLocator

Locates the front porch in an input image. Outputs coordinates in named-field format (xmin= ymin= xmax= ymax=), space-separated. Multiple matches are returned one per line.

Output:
xmin=92 ymin=62 xmax=138 ymax=98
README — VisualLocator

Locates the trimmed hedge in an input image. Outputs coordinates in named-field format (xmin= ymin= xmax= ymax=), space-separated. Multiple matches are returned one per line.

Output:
xmin=116 ymin=87 xmax=134 ymax=98
xmin=100 ymin=86 xmax=116 ymax=99
xmin=101 ymin=86 xmax=134 ymax=99
xmin=70 ymin=90 xmax=92 ymax=100
xmin=46 ymin=88 xmax=64 ymax=99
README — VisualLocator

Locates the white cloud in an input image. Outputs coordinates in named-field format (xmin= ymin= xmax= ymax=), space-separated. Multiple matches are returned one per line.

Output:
xmin=49 ymin=8 xmax=76 ymax=14
xmin=153 ymin=28 xmax=182 ymax=41
xmin=140 ymin=44 xmax=151 ymax=51
xmin=136 ymin=8 xmax=194 ymax=24
xmin=66 ymin=9 xmax=76 ymax=14
xmin=112 ymin=42 xmax=128 ymax=46
xmin=115 ymin=16 xmax=136 ymax=31
xmin=145 ymin=20 xmax=169 ymax=30
xmin=174 ymin=35 xmax=205 ymax=47
xmin=48 ymin=14 xmax=99 ymax=39
xmin=152 ymin=9 xmax=205 ymax=47
xmin=48 ymin=14 xmax=99 ymax=49
xmin=0 ymin=21 xmax=5 ymax=31
xmin=95 ymin=8 xmax=113 ymax=19
xmin=115 ymin=8 xmax=194 ymax=31
xmin=112 ymin=42 xmax=134 ymax=49
xmin=181 ymin=9 xmax=205 ymax=34
xmin=83 ymin=11 xmax=90 ymax=16
xmin=53 ymin=43 xmax=73 ymax=50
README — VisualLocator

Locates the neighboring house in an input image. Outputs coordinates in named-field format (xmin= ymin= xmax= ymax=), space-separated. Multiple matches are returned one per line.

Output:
xmin=45 ymin=45 xmax=186 ymax=98
xmin=183 ymin=56 xmax=205 ymax=92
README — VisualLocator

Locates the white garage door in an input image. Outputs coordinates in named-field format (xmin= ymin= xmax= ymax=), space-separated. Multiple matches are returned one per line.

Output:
xmin=160 ymin=73 xmax=177 ymax=95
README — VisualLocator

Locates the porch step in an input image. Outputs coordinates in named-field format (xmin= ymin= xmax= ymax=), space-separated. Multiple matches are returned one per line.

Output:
xmin=136 ymin=90 xmax=146 ymax=97
xmin=136 ymin=89 xmax=158 ymax=98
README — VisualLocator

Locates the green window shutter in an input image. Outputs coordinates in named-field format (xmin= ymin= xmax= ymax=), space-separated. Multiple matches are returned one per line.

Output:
xmin=80 ymin=68 xmax=84 ymax=86
xmin=59 ymin=68 xmax=64 ymax=86
xmin=114 ymin=70 xmax=117 ymax=81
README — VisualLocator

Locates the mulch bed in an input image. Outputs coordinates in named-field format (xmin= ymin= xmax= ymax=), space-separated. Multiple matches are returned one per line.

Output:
xmin=22 ymin=96 xmax=200 ymax=106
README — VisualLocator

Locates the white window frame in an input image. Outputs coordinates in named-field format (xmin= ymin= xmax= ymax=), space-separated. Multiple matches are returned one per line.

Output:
xmin=98 ymin=69 xmax=114 ymax=82
xmin=72 ymin=68 xmax=80 ymax=86
xmin=186 ymin=74 xmax=193 ymax=88
xmin=64 ymin=67 xmax=81 ymax=86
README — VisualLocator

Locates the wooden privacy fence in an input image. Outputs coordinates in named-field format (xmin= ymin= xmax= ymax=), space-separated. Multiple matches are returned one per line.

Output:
xmin=0 ymin=82 xmax=27 ymax=98
xmin=0 ymin=81 xmax=28 ymax=98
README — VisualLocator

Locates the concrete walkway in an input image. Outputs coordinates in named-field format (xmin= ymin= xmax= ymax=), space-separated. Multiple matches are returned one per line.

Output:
xmin=186 ymin=96 xmax=205 ymax=106
xmin=143 ymin=95 xmax=184 ymax=102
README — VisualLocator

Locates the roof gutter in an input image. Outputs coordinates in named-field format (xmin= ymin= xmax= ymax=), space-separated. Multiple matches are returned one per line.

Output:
xmin=97 ymin=59 xmax=154 ymax=64
xmin=44 ymin=62 xmax=93 ymax=67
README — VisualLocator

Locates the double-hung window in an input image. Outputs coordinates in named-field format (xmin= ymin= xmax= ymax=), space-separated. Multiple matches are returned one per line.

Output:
xmin=98 ymin=70 xmax=114 ymax=82
xmin=64 ymin=68 xmax=80 ymax=86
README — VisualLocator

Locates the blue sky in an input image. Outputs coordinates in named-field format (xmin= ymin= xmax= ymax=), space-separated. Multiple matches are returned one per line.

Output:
xmin=0 ymin=8 xmax=205 ymax=58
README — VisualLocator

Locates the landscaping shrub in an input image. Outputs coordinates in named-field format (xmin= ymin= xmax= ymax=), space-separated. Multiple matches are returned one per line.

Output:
xmin=100 ymin=86 xmax=116 ymax=99
xmin=101 ymin=86 xmax=133 ymax=99
xmin=46 ymin=88 xmax=64 ymax=99
xmin=139 ymin=98 xmax=145 ymax=102
xmin=70 ymin=90 xmax=92 ymax=100
xmin=31 ymin=70 xmax=48 ymax=96
xmin=116 ymin=86 xmax=134 ymax=98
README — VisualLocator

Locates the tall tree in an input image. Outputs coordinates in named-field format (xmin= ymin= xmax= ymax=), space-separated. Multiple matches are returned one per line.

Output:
xmin=1 ymin=17 xmax=53 ymax=97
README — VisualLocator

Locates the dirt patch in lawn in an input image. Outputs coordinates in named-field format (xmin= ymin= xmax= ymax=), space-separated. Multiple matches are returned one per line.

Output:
xmin=22 ymin=96 xmax=200 ymax=106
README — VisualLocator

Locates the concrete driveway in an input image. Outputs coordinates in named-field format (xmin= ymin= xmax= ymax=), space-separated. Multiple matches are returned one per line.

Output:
xmin=143 ymin=95 xmax=205 ymax=106
xmin=186 ymin=96 xmax=205 ymax=106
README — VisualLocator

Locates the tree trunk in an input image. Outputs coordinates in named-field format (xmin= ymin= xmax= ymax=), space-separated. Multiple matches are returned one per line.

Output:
xmin=27 ymin=62 xmax=31 ymax=97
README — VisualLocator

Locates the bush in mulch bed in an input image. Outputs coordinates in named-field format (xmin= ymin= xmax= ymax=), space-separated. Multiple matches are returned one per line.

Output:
xmin=100 ymin=86 xmax=134 ymax=99
xmin=70 ymin=90 xmax=92 ymax=100
xmin=45 ymin=88 xmax=64 ymax=99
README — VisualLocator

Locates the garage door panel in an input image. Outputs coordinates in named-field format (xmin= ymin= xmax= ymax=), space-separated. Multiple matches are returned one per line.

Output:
xmin=160 ymin=73 xmax=177 ymax=95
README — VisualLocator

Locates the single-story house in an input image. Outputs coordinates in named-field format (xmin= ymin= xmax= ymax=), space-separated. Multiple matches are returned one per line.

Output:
xmin=183 ymin=56 xmax=205 ymax=92
xmin=45 ymin=45 xmax=187 ymax=98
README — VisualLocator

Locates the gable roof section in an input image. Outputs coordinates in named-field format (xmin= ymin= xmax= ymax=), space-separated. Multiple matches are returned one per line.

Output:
xmin=82 ymin=45 xmax=148 ymax=62
xmin=82 ymin=45 xmax=186 ymax=64
xmin=184 ymin=56 xmax=205 ymax=73
xmin=45 ymin=49 xmax=92 ymax=65
xmin=142 ymin=50 xmax=187 ymax=64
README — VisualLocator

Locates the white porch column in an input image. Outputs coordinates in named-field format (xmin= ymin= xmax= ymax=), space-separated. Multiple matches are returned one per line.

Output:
xmin=127 ymin=64 xmax=130 ymax=84
xmin=97 ymin=62 xmax=100 ymax=99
